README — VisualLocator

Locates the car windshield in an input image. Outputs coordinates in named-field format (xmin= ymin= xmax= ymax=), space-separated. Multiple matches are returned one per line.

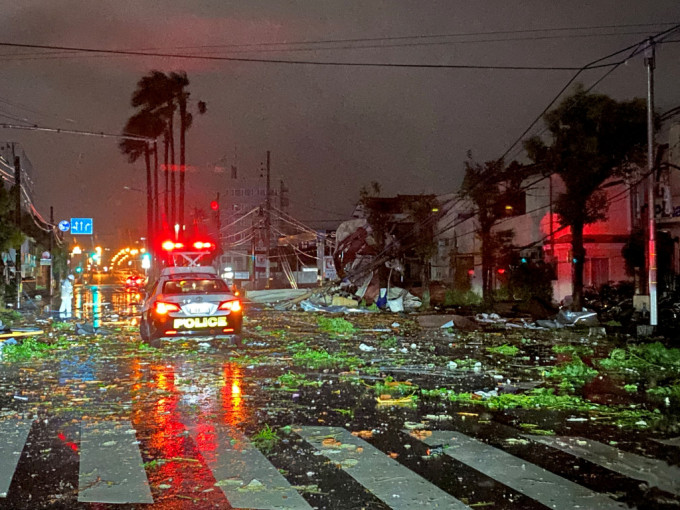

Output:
xmin=162 ymin=278 xmax=228 ymax=294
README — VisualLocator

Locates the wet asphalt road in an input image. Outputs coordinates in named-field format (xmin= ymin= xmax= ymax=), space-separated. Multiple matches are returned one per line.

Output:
xmin=1 ymin=285 xmax=679 ymax=509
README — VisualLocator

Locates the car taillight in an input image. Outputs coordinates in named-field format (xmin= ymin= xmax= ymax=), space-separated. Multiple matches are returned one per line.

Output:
xmin=219 ymin=299 xmax=241 ymax=312
xmin=154 ymin=301 xmax=181 ymax=314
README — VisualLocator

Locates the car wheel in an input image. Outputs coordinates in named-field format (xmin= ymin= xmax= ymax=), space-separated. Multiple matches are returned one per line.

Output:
xmin=140 ymin=317 xmax=150 ymax=341
xmin=141 ymin=318 xmax=161 ymax=347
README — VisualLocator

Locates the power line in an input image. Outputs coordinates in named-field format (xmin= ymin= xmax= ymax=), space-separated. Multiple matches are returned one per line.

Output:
xmin=58 ymin=23 xmax=680 ymax=53
xmin=156 ymin=31 xmax=667 ymax=56
xmin=1 ymin=24 xmax=672 ymax=60
xmin=12 ymin=30 xmax=657 ymax=60
xmin=0 ymin=112 xmax=33 ymax=124
xmin=377 ymin=24 xmax=680 ymax=250
xmin=0 ymin=94 xmax=75 ymax=124
xmin=0 ymin=41 xmax=614 ymax=71
xmin=0 ymin=122 xmax=154 ymax=142
xmin=499 ymin=23 xmax=680 ymax=161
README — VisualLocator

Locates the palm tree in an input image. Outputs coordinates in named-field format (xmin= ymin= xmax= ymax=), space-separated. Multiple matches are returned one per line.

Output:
xmin=169 ymin=71 xmax=206 ymax=231
xmin=119 ymin=110 xmax=164 ymax=246
xmin=169 ymin=72 xmax=190 ymax=230
xmin=125 ymin=70 xmax=205 ymax=238
xmin=130 ymin=71 xmax=176 ymax=227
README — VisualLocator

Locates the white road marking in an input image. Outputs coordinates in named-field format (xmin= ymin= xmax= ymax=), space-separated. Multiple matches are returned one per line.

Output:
xmin=78 ymin=420 xmax=153 ymax=503
xmin=421 ymin=430 xmax=628 ymax=510
xmin=185 ymin=421 xmax=312 ymax=509
xmin=299 ymin=426 xmax=470 ymax=509
xmin=525 ymin=435 xmax=680 ymax=496
xmin=0 ymin=418 xmax=32 ymax=498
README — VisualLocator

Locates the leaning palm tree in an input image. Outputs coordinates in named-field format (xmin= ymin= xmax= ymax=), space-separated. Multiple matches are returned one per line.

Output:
xmin=169 ymin=71 xmax=206 ymax=230
xmin=169 ymin=71 xmax=191 ymax=230
xmin=119 ymin=110 xmax=164 ymax=245
xmin=125 ymin=70 xmax=205 ymax=236
xmin=131 ymin=71 xmax=176 ymax=225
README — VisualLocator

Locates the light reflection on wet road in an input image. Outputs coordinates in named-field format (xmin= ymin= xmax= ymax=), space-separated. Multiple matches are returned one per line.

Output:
xmin=2 ymin=301 xmax=679 ymax=508
xmin=71 ymin=284 xmax=143 ymax=327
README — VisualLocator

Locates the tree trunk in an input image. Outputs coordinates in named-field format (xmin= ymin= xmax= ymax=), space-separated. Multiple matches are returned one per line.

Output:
xmin=179 ymin=94 xmax=187 ymax=230
xmin=168 ymin=103 xmax=176 ymax=230
xmin=163 ymin=131 xmax=169 ymax=227
xmin=571 ymin=219 xmax=586 ymax=310
xmin=153 ymin=142 xmax=159 ymax=237
xmin=144 ymin=146 xmax=152 ymax=252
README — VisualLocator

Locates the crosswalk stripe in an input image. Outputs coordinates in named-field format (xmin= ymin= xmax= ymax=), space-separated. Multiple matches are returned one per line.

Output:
xmin=420 ymin=430 xmax=628 ymax=510
xmin=0 ymin=418 xmax=32 ymax=498
xmin=298 ymin=426 xmax=470 ymax=509
xmin=78 ymin=420 xmax=153 ymax=504
xmin=525 ymin=435 xmax=680 ymax=496
xmin=185 ymin=421 xmax=312 ymax=510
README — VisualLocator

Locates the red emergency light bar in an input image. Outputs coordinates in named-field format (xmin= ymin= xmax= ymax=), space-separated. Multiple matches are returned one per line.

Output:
xmin=161 ymin=240 xmax=215 ymax=251
xmin=162 ymin=241 xmax=184 ymax=251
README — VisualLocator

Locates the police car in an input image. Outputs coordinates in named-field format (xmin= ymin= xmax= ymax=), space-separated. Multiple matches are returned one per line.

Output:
xmin=139 ymin=265 xmax=242 ymax=346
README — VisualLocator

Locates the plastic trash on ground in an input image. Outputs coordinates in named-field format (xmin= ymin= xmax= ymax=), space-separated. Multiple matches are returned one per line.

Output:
xmin=556 ymin=309 xmax=599 ymax=327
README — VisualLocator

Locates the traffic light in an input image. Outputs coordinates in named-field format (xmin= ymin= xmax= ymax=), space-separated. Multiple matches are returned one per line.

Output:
xmin=75 ymin=266 xmax=83 ymax=274
xmin=210 ymin=200 xmax=219 ymax=211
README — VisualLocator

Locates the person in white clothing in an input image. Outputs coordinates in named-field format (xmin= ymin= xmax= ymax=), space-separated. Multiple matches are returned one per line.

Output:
xmin=59 ymin=274 xmax=74 ymax=319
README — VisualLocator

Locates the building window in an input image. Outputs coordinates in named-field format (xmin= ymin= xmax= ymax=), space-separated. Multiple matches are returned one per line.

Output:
xmin=587 ymin=258 xmax=609 ymax=289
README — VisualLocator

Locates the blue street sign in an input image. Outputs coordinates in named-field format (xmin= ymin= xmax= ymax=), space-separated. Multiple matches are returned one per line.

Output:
xmin=70 ymin=218 xmax=93 ymax=235
xmin=58 ymin=220 xmax=70 ymax=232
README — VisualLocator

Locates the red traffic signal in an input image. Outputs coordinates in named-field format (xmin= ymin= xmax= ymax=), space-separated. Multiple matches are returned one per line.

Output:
xmin=210 ymin=200 xmax=219 ymax=211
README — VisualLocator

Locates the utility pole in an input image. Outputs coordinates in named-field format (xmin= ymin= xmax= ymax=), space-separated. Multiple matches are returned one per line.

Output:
xmin=49 ymin=206 xmax=54 ymax=299
xmin=214 ymin=192 xmax=221 ymax=252
xmin=645 ymin=38 xmax=657 ymax=326
xmin=14 ymin=155 xmax=21 ymax=310
xmin=265 ymin=150 xmax=271 ymax=289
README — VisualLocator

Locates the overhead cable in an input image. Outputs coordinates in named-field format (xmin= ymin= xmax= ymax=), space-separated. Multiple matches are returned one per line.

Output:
xmin=0 ymin=41 xmax=616 ymax=71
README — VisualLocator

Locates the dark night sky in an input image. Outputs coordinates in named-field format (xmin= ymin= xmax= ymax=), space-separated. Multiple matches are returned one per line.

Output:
xmin=0 ymin=1 xmax=678 ymax=245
